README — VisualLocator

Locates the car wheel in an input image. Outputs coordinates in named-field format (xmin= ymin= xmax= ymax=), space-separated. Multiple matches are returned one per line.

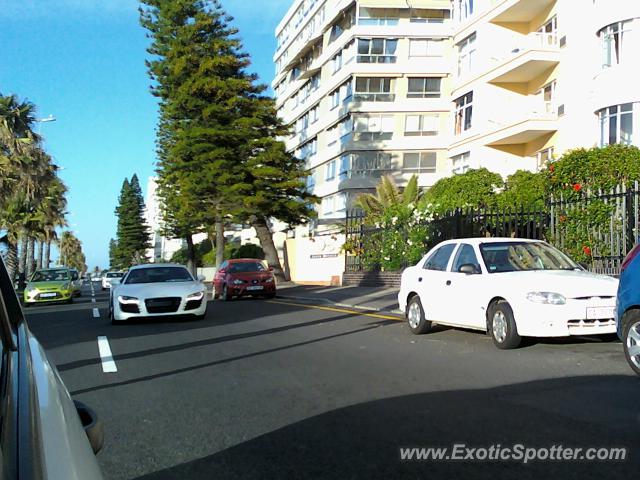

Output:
xmin=488 ymin=301 xmax=521 ymax=350
xmin=221 ymin=284 xmax=232 ymax=302
xmin=622 ymin=311 xmax=640 ymax=375
xmin=67 ymin=296 xmax=74 ymax=305
xmin=406 ymin=296 xmax=432 ymax=335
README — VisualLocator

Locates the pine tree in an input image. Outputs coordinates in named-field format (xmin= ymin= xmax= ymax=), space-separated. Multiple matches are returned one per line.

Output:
xmin=108 ymin=238 xmax=118 ymax=269
xmin=140 ymin=0 xmax=263 ymax=273
xmin=114 ymin=175 xmax=151 ymax=268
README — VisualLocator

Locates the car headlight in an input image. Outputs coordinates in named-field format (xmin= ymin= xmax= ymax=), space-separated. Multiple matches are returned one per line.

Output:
xmin=526 ymin=292 xmax=566 ymax=305
xmin=118 ymin=296 xmax=140 ymax=304
xmin=187 ymin=291 xmax=204 ymax=301
xmin=264 ymin=277 xmax=274 ymax=283
xmin=232 ymin=279 xmax=245 ymax=285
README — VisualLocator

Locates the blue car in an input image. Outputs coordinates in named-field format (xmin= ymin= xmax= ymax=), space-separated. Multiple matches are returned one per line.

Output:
xmin=616 ymin=245 xmax=640 ymax=375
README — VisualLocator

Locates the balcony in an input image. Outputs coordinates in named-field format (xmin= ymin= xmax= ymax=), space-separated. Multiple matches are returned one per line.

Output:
xmin=485 ymin=101 xmax=558 ymax=150
xmin=487 ymin=32 xmax=559 ymax=85
xmin=488 ymin=0 xmax=556 ymax=25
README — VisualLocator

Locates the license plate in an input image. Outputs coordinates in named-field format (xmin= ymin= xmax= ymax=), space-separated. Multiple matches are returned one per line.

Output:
xmin=586 ymin=306 xmax=615 ymax=319
xmin=247 ymin=286 xmax=264 ymax=291
xmin=40 ymin=293 xmax=57 ymax=298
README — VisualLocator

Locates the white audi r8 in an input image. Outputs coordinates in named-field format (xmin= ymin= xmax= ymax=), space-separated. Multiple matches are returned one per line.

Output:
xmin=398 ymin=238 xmax=619 ymax=349
xmin=110 ymin=264 xmax=207 ymax=324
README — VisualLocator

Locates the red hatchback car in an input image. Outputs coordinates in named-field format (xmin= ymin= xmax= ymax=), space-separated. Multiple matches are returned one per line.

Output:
xmin=213 ymin=258 xmax=276 ymax=301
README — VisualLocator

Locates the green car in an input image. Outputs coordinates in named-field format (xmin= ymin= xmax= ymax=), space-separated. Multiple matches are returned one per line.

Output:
xmin=24 ymin=268 xmax=75 ymax=306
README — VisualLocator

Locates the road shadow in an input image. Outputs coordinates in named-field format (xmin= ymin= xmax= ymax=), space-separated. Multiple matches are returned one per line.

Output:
xmin=133 ymin=375 xmax=640 ymax=480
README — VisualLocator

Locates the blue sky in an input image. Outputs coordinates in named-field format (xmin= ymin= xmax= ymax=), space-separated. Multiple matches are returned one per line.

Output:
xmin=0 ymin=0 xmax=291 ymax=269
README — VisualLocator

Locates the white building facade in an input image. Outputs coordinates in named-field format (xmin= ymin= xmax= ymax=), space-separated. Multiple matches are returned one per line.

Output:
xmin=275 ymin=0 xmax=640 ymax=229
xmin=273 ymin=0 xmax=453 ymax=229
xmin=449 ymin=0 xmax=640 ymax=175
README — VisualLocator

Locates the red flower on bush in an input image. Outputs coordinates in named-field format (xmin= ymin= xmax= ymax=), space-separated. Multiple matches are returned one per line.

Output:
xmin=573 ymin=183 xmax=582 ymax=192
xmin=582 ymin=245 xmax=592 ymax=257
xmin=549 ymin=164 xmax=555 ymax=172
xmin=559 ymin=215 xmax=567 ymax=223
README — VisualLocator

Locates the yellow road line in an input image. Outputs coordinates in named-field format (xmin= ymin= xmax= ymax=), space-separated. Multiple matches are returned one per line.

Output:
xmin=266 ymin=299 xmax=403 ymax=321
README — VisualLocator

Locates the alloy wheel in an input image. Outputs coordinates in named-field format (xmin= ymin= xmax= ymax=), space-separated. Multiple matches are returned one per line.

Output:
xmin=492 ymin=311 xmax=508 ymax=343
xmin=408 ymin=301 xmax=421 ymax=329
xmin=626 ymin=321 xmax=640 ymax=369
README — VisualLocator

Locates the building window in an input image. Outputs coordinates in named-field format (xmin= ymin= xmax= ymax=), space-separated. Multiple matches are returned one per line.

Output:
xmin=451 ymin=152 xmax=470 ymax=174
xmin=330 ymin=80 xmax=352 ymax=110
xmin=332 ymin=50 xmax=343 ymax=73
xmin=306 ymin=172 xmax=316 ymax=191
xmin=539 ymin=81 xmax=557 ymax=113
xmin=351 ymin=151 xmax=393 ymax=177
xmin=310 ymin=104 xmax=319 ymax=124
xmin=335 ymin=193 xmax=347 ymax=212
xmin=405 ymin=114 xmax=439 ymax=136
xmin=357 ymin=38 xmax=398 ymax=64
xmin=358 ymin=7 xmax=399 ymax=26
xmin=403 ymin=152 xmax=437 ymax=173
xmin=298 ymin=137 xmax=317 ymax=159
xmin=354 ymin=114 xmax=394 ymax=141
xmin=454 ymin=92 xmax=473 ymax=134
xmin=339 ymin=155 xmax=350 ymax=179
xmin=321 ymin=196 xmax=334 ymax=215
xmin=408 ymin=77 xmax=441 ymax=98
xmin=537 ymin=16 xmax=558 ymax=45
xmin=600 ymin=20 xmax=634 ymax=68
xmin=326 ymin=160 xmax=336 ymax=180
xmin=410 ymin=9 xmax=451 ymax=23
xmin=457 ymin=33 xmax=476 ymax=77
xmin=536 ymin=147 xmax=554 ymax=170
xmin=455 ymin=0 xmax=474 ymax=22
xmin=599 ymin=103 xmax=634 ymax=146
xmin=409 ymin=39 xmax=445 ymax=57
xmin=326 ymin=124 xmax=339 ymax=146
xmin=354 ymin=77 xmax=394 ymax=102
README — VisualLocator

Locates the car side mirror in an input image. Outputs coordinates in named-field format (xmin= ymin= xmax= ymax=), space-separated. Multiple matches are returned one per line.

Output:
xmin=458 ymin=264 xmax=479 ymax=275
xmin=74 ymin=400 xmax=104 ymax=455
xmin=197 ymin=274 xmax=206 ymax=282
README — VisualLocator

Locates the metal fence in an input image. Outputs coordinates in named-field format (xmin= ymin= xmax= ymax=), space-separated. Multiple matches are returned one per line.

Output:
xmin=345 ymin=182 xmax=640 ymax=275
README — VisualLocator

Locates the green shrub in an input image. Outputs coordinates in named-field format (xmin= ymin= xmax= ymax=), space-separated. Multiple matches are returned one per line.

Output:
xmin=231 ymin=243 xmax=265 ymax=259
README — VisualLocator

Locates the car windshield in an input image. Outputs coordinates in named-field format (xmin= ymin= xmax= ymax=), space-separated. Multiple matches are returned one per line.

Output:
xmin=107 ymin=272 xmax=124 ymax=278
xmin=31 ymin=269 xmax=70 ymax=282
xmin=480 ymin=242 xmax=579 ymax=273
xmin=124 ymin=267 xmax=193 ymax=284
xmin=228 ymin=262 xmax=266 ymax=273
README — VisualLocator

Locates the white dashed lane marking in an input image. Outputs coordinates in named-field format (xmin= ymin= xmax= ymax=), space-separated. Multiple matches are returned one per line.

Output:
xmin=92 ymin=308 xmax=100 ymax=318
xmin=97 ymin=336 xmax=117 ymax=373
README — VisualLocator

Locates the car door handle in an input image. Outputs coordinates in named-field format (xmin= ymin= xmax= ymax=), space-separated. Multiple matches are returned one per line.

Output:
xmin=446 ymin=280 xmax=452 ymax=286
xmin=418 ymin=277 xmax=423 ymax=282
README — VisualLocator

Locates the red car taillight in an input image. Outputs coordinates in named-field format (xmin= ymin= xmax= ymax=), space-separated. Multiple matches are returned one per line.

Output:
xmin=621 ymin=244 xmax=640 ymax=273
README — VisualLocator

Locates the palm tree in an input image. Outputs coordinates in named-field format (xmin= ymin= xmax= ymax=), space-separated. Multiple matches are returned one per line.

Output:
xmin=354 ymin=174 xmax=422 ymax=217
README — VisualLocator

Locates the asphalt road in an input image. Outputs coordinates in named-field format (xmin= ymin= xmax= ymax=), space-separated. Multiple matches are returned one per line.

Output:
xmin=24 ymin=281 xmax=640 ymax=479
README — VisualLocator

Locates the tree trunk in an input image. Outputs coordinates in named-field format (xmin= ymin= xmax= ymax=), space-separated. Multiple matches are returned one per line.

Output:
xmin=44 ymin=240 xmax=51 ymax=268
xmin=36 ymin=241 xmax=43 ymax=270
xmin=185 ymin=234 xmax=196 ymax=277
xmin=252 ymin=217 xmax=285 ymax=282
xmin=18 ymin=232 xmax=27 ymax=276
xmin=5 ymin=240 xmax=19 ymax=284
xmin=26 ymin=237 xmax=35 ymax=277
xmin=215 ymin=216 xmax=224 ymax=268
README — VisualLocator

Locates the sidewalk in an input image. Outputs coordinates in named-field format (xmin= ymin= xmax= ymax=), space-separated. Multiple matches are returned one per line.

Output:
xmin=276 ymin=283 xmax=402 ymax=315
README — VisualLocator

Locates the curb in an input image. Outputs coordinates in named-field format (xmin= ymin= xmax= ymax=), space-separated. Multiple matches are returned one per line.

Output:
xmin=277 ymin=294 xmax=404 ymax=316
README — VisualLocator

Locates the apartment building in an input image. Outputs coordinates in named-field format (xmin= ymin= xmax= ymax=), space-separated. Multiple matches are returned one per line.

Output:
xmin=449 ymin=0 xmax=640 ymax=175
xmin=273 ymin=0 xmax=453 ymax=228
xmin=275 ymin=0 xmax=640 ymax=231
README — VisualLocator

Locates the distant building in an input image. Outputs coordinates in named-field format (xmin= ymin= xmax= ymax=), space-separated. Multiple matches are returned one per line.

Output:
xmin=144 ymin=177 xmax=198 ymax=263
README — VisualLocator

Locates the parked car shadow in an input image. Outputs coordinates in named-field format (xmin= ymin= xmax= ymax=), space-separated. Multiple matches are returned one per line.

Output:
xmin=133 ymin=375 xmax=640 ymax=480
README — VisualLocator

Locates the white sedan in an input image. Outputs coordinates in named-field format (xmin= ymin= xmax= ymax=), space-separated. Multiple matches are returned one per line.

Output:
xmin=398 ymin=238 xmax=619 ymax=349
xmin=110 ymin=264 xmax=207 ymax=324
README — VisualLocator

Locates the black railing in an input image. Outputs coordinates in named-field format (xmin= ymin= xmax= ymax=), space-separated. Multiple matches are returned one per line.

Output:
xmin=345 ymin=182 xmax=640 ymax=275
